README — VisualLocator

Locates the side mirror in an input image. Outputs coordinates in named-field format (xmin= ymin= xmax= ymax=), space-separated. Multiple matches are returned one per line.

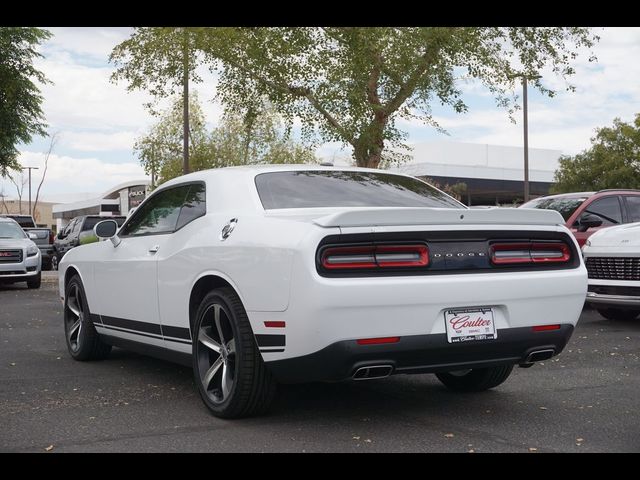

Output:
xmin=94 ymin=220 xmax=120 ymax=247
xmin=576 ymin=213 xmax=603 ymax=232
xmin=57 ymin=231 xmax=66 ymax=240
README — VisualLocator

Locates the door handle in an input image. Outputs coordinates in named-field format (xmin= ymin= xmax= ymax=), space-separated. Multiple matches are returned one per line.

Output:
xmin=148 ymin=245 xmax=160 ymax=254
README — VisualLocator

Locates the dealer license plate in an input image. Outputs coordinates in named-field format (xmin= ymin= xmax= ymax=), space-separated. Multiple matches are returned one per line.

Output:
xmin=444 ymin=307 xmax=497 ymax=343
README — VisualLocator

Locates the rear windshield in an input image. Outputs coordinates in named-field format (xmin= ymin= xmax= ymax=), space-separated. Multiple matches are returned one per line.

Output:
xmin=82 ymin=217 xmax=126 ymax=231
xmin=255 ymin=171 xmax=464 ymax=210
xmin=4 ymin=216 xmax=35 ymax=227
xmin=0 ymin=222 xmax=27 ymax=239
xmin=521 ymin=197 xmax=587 ymax=221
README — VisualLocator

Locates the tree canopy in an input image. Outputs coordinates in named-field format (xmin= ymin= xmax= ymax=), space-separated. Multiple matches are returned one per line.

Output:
xmin=135 ymin=94 xmax=315 ymax=185
xmin=0 ymin=27 xmax=51 ymax=176
xmin=552 ymin=114 xmax=640 ymax=192
xmin=111 ymin=27 xmax=598 ymax=168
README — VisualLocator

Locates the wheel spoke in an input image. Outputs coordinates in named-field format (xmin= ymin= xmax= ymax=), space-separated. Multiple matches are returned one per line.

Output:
xmin=198 ymin=327 xmax=221 ymax=353
xmin=68 ymin=288 xmax=81 ymax=317
xmin=69 ymin=319 xmax=81 ymax=340
xmin=202 ymin=356 xmax=223 ymax=389
xmin=221 ymin=363 xmax=232 ymax=399
xmin=213 ymin=304 xmax=226 ymax=345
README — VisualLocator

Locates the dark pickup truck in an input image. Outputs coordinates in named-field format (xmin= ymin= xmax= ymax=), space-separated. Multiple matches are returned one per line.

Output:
xmin=0 ymin=214 xmax=55 ymax=270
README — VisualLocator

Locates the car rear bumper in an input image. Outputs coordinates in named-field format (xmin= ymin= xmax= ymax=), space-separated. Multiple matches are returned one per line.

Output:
xmin=266 ymin=325 xmax=574 ymax=383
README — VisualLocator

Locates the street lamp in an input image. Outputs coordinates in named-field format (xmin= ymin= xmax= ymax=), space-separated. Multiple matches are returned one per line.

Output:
xmin=508 ymin=73 xmax=541 ymax=203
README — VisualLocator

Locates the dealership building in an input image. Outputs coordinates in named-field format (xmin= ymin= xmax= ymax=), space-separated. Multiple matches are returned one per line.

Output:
xmin=388 ymin=142 xmax=561 ymax=206
xmin=52 ymin=180 xmax=150 ymax=231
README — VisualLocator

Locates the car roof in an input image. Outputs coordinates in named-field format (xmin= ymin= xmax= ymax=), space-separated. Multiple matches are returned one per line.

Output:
xmin=0 ymin=216 xmax=20 ymax=224
xmin=533 ymin=189 xmax=640 ymax=202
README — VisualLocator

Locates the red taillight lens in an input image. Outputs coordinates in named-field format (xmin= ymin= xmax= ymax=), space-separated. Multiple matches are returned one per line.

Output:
xmin=532 ymin=324 xmax=561 ymax=332
xmin=321 ymin=244 xmax=429 ymax=270
xmin=357 ymin=336 xmax=400 ymax=345
xmin=49 ymin=231 xmax=54 ymax=244
xmin=490 ymin=242 xmax=571 ymax=265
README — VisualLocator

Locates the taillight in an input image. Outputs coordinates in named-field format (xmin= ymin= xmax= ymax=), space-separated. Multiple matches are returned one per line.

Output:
xmin=49 ymin=231 xmax=54 ymax=244
xmin=490 ymin=241 xmax=571 ymax=265
xmin=321 ymin=244 xmax=429 ymax=270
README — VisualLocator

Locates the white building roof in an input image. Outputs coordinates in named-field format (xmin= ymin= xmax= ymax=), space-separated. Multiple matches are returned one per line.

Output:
xmin=389 ymin=141 xmax=561 ymax=183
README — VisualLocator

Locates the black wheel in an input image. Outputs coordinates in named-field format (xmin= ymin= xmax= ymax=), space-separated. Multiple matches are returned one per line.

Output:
xmin=26 ymin=272 xmax=41 ymax=289
xmin=597 ymin=308 xmax=639 ymax=321
xmin=51 ymin=254 xmax=59 ymax=271
xmin=193 ymin=287 xmax=277 ymax=419
xmin=436 ymin=365 xmax=514 ymax=392
xmin=64 ymin=274 xmax=111 ymax=361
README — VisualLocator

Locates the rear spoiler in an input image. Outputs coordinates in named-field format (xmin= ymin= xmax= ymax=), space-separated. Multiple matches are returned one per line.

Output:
xmin=313 ymin=207 xmax=565 ymax=228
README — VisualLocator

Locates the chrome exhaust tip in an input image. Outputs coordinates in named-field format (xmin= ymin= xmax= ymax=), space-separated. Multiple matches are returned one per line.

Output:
xmin=524 ymin=349 xmax=556 ymax=364
xmin=352 ymin=365 xmax=394 ymax=380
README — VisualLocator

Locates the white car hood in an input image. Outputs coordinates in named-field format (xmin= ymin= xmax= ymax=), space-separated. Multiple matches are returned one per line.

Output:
xmin=0 ymin=238 xmax=34 ymax=249
xmin=587 ymin=222 xmax=640 ymax=247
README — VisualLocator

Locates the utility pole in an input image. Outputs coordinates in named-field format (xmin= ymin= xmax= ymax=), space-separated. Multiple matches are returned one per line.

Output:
xmin=522 ymin=77 xmax=530 ymax=203
xmin=508 ymin=73 xmax=541 ymax=203
xmin=22 ymin=166 xmax=39 ymax=217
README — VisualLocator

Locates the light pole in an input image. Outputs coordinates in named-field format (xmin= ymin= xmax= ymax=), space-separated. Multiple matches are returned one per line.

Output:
xmin=22 ymin=166 xmax=39 ymax=217
xmin=509 ymin=73 xmax=541 ymax=203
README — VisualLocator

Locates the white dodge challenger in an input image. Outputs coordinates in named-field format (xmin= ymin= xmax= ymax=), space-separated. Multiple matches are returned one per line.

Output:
xmin=59 ymin=165 xmax=587 ymax=418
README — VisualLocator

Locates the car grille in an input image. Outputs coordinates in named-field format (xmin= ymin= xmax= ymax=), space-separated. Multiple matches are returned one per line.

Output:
xmin=0 ymin=249 xmax=23 ymax=264
xmin=586 ymin=257 xmax=640 ymax=281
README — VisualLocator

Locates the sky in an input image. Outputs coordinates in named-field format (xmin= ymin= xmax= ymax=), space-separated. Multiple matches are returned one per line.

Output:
xmin=4 ymin=27 xmax=640 ymax=204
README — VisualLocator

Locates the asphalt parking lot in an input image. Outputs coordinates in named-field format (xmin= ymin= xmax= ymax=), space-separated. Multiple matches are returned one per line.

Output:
xmin=1 ymin=279 xmax=638 ymax=453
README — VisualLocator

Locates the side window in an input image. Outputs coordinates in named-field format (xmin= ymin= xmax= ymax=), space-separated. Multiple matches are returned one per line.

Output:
xmin=120 ymin=185 xmax=190 ymax=237
xmin=625 ymin=196 xmax=640 ymax=223
xmin=175 ymin=183 xmax=206 ymax=230
xmin=71 ymin=219 xmax=82 ymax=235
xmin=584 ymin=197 xmax=623 ymax=226
xmin=63 ymin=220 xmax=75 ymax=236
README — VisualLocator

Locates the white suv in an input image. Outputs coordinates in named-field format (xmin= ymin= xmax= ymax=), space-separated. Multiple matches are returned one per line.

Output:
xmin=583 ymin=222 xmax=640 ymax=320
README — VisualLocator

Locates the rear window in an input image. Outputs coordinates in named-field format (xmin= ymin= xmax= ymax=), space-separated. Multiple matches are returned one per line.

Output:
xmin=255 ymin=171 xmax=463 ymax=210
xmin=3 ymin=216 xmax=35 ymax=228
xmin=520 ymin=197 xmax=587 ymax=221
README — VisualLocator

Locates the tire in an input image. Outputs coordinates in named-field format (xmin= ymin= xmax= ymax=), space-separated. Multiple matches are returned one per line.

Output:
xmin=64 ymin=274 xmax=111 ymax=361
xmin=436 ymin=365 xmax=514 ymax=392
xmin=26 ymin=272 xmax=41 ymax=289
xmin=193 ymin=287 xmax=277 ymax=419
xmin=597 ymin=308 xmax=640 ymax=321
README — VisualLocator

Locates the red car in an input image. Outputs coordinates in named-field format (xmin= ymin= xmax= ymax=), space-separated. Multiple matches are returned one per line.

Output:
xmin=520 ymin=190 xmax=640 ymax=247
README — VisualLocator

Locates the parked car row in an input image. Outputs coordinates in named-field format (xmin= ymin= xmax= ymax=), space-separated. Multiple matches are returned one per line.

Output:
xmin=520 ymin=189 xmax=640 ymax=322
xmin=0 ymin=214 xmax=55 ymax=270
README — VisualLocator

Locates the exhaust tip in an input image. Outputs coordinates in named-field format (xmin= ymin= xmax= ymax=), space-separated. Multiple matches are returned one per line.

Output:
xmin=352 ymin=365 xmax=394 ymax=380
xmin=525 ymin=349 xmax=556 ymax=363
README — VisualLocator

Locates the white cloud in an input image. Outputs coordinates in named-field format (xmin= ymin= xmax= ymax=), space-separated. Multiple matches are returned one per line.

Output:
xmin=6 ymin=151 xmax=148 ymax=199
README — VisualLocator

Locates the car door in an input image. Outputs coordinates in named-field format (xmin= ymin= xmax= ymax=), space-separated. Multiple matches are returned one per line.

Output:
xmin=92 ymin=185 xmax=192 ymax=345
xmin=156 ymin=183 xmax=207 ymax=353
xmin=572 ymin=195 xmax=623 ymax=246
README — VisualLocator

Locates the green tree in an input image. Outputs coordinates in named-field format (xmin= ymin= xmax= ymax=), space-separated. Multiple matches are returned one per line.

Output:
xmin=0 ymin=27 xmax=52 ymax=176
xmin=552 ymin=115 xmax=640 ymax=192
xmin=135 ymin=95 xmax=315 ymax=185
xmin=112 ymin=27 xmax=598 ymax=168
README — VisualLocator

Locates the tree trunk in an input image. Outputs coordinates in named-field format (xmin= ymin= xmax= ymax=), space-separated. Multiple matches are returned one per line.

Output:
xmin=352 ymin=117 xmax=386 ymax=168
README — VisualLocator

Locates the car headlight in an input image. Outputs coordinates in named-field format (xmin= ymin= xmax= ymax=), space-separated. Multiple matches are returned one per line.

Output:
xmin=27 ymin=245 xmax=39 ymax=257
